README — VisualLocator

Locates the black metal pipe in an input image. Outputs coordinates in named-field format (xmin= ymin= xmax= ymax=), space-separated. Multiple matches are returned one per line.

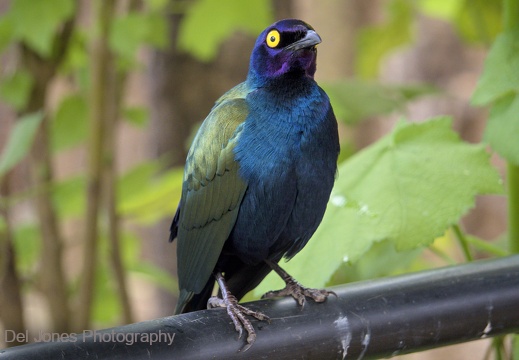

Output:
xmin=1 ymin=255 xmax=519 ymax=359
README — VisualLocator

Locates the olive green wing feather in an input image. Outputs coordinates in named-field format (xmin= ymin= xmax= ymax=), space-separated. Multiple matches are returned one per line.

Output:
xmin=174 ymin=91 xmax=249 ymax=309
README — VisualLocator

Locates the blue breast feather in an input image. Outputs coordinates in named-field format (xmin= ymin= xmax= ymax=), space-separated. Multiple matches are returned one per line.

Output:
xmin=228 ymin=78 xmax=339 ymax=264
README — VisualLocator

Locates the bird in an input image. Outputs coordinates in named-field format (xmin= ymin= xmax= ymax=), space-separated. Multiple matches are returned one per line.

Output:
xmin=169 ymin=18 xmax=340 ymax=351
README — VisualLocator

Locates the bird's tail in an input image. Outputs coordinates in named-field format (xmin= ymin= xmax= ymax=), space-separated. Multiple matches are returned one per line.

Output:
xmin=174 ymin=279 xmax=215 ymax=314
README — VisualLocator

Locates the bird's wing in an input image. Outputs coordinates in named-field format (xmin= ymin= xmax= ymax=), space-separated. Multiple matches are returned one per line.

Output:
xmin=174 ymin=89 xmax=249 ymax=300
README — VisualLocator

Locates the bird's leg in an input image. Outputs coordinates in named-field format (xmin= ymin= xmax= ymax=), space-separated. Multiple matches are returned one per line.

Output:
xmin=207 ymin=272 xmax=270 ymax=352
xmin=262 ymin=259 xmax=336 ymax=309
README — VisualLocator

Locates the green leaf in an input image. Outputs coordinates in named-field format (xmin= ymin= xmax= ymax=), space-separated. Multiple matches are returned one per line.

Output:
xmin=356 ymin=0 xmax=413 ymax=78
xmin=120 ymin=231 xmax=141 ymax=265
xmin=12 ymin=224 xmax=41 ymax=274
xmin=255 ymin=117 xmax=503 ymax=294
xmin=129 ymin=262 xmax=177 ymax=293
xmin=0 ymin=112 xmax=44 ymax=178
xmin=117 ymin=161 xmax=182 ymax=224
xmin=513 ymin=334 xmax=519 ymax=360
xmin=483 ymin=94 xmax=519 ymax=165
xmin=178 ymin=0 xmax=272 ymax=61
xmin=92 ymin=264 xmax=120 ymax=324
xmin=61 ymin=30 xmax=89 ymax=74
xmin=110 ymin=12 xmax=167 ymax=61
xmin=118 ymin=161 xmax=161 ymax=201
xmin=323 ymin=80 xmax=436 ymax=124
xmin=122 ymin=107 xmax=148 ymax=127
xmin=119 ymin=168 xmax=184 ymax=224
xmin=52 ymin=176 xmax=86 ymax=218
xmin=9 ymin=0 xmax=75 ymax=57
xmin=417 ymin=0 xmax=501 ymax=44
xmin=454 ymin=0 xmax=501 ymax=45
xmin=0 ymin=70 xmax=34 ymax=110
xmin=472 ymin=28 xmax=519 ymax=105
xmin=417 ymin=0 xmax=464 ymax=21
xmin=51 ymin=94 xmax=89 ymax=151
xmin=328 ymin=239 xmax=424 ymax=285
xmin=0 ymin=16 xmax=15 ymax=52
xmin=146 ymin=0 xmax=169 ymax=12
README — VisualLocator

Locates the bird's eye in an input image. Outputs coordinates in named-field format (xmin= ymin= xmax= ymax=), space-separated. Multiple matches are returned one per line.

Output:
xmin=266 ymin=29 xmax=281 ymax=48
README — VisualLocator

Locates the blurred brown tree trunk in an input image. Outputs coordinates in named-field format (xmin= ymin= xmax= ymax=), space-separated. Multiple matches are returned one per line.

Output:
xmin=19 ymin=13 xmax=77 ymax=333
xmin=293 ymin=0 xmax=380 ymax=148
xmin=0 ymin=176 xmax=25 ymax=347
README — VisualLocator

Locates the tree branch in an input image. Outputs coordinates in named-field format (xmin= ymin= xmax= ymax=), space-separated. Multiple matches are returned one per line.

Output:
xmin=77 ymin=0 xmax=118 ymax=330
xmin=0 ymin=176 xmax=26 ymax=347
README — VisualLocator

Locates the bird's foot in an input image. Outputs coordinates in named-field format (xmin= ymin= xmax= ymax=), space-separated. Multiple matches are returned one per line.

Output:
xmin=208 ymin=294 xmax=270 ymax=351
xmin=261 ymin=278 xmax=336 ymax=308
xmin=263 ymin=259 xmax=336 ymax=309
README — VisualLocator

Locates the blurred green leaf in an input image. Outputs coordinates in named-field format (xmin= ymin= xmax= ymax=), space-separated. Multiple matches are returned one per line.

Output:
xmin=118 ymin=161 xmax=161 ymax=200
xmin=52 ymin=176 xmax=86 ymax=218
xmin=323 ymin=80 xmax=436 ymax=124
xmin=472 ymin=28 xmax=519 ymax=105
xmin=513 ymin=334 xmax=519 ymax=360
xmin=0 ymin=16 xmax=15 ymax=52
xmin=417 ymin=0 xmax=464 ymax=21
xmin=483 ymin=94 xmax=519 ymax=165
xmin=92 ymin=264 xmax=120 ymax=324
xmin=0 ymin=112 xmax=43 ymax=178
xmin=123 ymin=107 xmax=148 ymax=127
xmin=454 ymin=0 xmax=501 ymax=45
xmin=356 ymin=0 xmax=413 ymax=78
xmin=53 ymin=161 xmax=178 ymax=220
xmin=12 ymin=224 xmax=41 ymax=274
xmin=178 ymin=0 xmax=272 ymax=61
xmin=418 ymin=0 xmax=501 ymax=44
xmin=119 ymin=168 xmax=184 ymax=224
xmin=51 ymin=94 xmax=89 ymax=151
xmin=110 ymin=12 xmax=168 ymax=62
xmin=255 ymin=117 xmax=503 ymax=294
xmin=129 ymin=262 xmax=177 ymax=293
xmin=146 ymin=0 xmax=170 ymax=12
xmin=61 ymin=30 xmax=89 ymax=75
xmin=0 ymin=70 xmax=34 ymax=110
xmin=9 ymin=0 xmax=75 ymax=57
xmin=121 ymin=231 xmax=141 ymax=265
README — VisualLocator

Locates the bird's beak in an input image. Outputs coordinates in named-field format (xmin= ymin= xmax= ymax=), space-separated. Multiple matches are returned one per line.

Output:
xmin=285 ymin=30 xmax=322 ymax=51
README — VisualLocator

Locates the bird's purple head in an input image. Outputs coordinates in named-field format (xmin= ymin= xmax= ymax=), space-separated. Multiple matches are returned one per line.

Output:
xmin=248 ymin=19 xmax=321 ymax=85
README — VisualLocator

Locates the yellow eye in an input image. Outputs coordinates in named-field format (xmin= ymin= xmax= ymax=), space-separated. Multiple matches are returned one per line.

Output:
xmin=266 ymin=29 xmax=280 ymax=48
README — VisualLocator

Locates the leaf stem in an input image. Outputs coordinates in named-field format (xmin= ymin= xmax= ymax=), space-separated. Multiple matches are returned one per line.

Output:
xmin=427 ymin=245 xmax=456 ymax=265
xmin=452 ymin=225 xmax=473 ymax=262
xmin=465 ymin=236 xmax=508 ymax=257
xmin=503 ymin=0 xmax=519 ymax=255
xmin=504 ymin=0 xmax=519 ymax=31
xmin=508 ymin=163 xmax=519 ymax=253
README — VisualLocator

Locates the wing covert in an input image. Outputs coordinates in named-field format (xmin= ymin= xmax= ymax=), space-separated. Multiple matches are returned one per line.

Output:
xmin=176 ymin=97 xmax=249 ymax=294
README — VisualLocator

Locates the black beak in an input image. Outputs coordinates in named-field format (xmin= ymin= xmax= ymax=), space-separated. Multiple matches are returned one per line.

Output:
xmin=285 ymin=30 xmax=321 ymax=51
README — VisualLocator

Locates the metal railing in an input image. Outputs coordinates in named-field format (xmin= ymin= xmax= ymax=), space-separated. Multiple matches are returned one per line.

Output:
xmin=1 ymin=255 xmax=519 ymax=359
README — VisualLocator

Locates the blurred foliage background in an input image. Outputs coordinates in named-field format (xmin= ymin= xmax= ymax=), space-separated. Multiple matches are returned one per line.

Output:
xmin=0 ymin=0 xmax=517 ymax=358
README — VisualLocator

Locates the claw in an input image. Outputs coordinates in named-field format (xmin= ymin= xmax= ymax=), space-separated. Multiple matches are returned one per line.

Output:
xmin=209 ymin=272 xmax=270 ymax=351
xmin=264 ymin=259 xmax=336 ymax=308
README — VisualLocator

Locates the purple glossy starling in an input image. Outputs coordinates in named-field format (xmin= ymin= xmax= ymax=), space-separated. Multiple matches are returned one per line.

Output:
xmin=170 ymin=19 xmax=340 ymax=350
